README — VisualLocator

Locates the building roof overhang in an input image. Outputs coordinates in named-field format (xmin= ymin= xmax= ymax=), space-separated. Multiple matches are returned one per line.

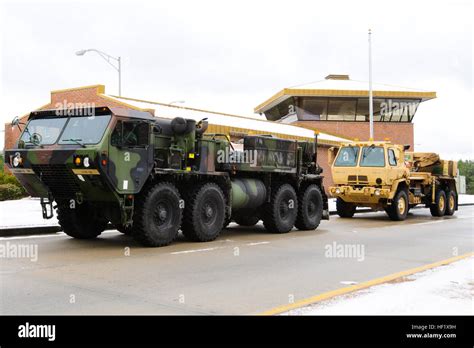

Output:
xmin=254 ymin=78 xmax=437 ymax=114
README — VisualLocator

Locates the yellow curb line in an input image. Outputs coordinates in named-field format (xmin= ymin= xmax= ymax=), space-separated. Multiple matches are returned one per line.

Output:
xmin=259 ymin=252 xmax=474 ymax=315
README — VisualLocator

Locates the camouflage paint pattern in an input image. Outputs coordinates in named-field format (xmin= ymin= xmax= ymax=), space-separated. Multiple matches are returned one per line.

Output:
xmin=5 ymin=106 xmax=327 ymax=224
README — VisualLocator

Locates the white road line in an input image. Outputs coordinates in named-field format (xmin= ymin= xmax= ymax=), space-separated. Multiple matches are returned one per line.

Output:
xmin=170 ymin=241 xmax=271 ymax=255
xmin=170 ymin=247 xmax=223 ymax=255
xmin=246 ymin=241 xmax=270 ymax=246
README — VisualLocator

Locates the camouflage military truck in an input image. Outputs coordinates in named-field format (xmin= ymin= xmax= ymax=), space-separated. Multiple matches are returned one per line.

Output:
xmin=5 ymin=106 xmax=329 ymax=246
xmin=328 ymin=141 xmax=458 ymax=221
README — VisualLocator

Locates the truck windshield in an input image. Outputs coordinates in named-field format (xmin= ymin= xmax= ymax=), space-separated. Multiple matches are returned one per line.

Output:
xmin=360 ymin=146 xmax=385 ymax=167
xmin=19 ymin=115 xmax=112 ymax=146
xmin=59 ymin=115 xmax=111 ymax=145
xmin=20 ymin=117 xmax=68 ymax=145
xmin=334 ymin=146 xmax=359 ymax=167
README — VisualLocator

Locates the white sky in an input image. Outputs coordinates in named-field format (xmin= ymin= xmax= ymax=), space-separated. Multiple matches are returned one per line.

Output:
xmin=0 ymin=0 xmax=472 ymax=159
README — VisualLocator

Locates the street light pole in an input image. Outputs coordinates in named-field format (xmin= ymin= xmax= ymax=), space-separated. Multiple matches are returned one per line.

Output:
xmin=76 ymin=49 xmax=122 ymax=96
xmin=118 ymin=56 xmax=121 ymax=97
xmin=368 ymin=29 xmax=374 ymax=141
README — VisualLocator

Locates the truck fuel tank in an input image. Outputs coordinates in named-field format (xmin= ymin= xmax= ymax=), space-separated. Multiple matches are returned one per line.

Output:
xmin=231 ymin=178 xmax=267 ymax=211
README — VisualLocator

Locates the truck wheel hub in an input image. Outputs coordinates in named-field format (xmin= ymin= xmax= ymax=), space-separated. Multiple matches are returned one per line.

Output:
xmin=398 ymin=198 xmax=406 ymax=214
xmin=439 ymin=196 xmax=445 ymax=211
xmin=449 ymin=196 xmax=454 ymax=210
xmin=156 ymin=204 xmax=169 ymax=223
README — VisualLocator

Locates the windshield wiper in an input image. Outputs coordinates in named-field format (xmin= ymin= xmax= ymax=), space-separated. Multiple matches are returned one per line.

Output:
xmin=62 ymin=138 xmax=86 ymax=148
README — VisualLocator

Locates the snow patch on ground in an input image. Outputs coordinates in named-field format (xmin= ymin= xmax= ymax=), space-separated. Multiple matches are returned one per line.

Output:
xmin=0 ymin=197 xmax=58 ymax=228
xmin=287 ymin=257 xmax=474 ymax=315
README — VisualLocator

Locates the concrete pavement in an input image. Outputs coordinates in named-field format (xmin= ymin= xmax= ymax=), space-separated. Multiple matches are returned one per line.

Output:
xmin=1 ymin=206 xmax=473 ymax=315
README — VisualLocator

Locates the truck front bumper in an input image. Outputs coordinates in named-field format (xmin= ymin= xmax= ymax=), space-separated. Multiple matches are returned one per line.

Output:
xmin=329 ymin=186 xmax=391 ymax=204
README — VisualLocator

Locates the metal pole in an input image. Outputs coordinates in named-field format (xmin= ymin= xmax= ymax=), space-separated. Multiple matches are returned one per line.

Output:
xmin=118 ymin=56 xmax=122 ymax=96
xmin=368 ymin=29 xmax=374 ymax=140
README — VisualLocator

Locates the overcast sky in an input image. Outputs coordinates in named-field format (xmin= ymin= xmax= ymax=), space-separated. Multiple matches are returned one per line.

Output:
xmin=0 ymin=0 xmax=472 ymax=159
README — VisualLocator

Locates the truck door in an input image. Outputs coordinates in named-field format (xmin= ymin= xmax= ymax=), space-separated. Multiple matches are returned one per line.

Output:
xmin=108 ymin=119 xmax=153 ymax=194
xmin=386 ymin=148 xmax=400 ymax=185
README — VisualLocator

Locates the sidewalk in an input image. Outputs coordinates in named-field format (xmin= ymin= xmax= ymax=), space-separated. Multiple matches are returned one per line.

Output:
xmin=286 ymin=257 xmax=474 ymax=315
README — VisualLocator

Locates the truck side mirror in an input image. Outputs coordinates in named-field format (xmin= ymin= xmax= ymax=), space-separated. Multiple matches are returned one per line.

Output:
xmin=11 ymin=116 xmax=20 ymax=126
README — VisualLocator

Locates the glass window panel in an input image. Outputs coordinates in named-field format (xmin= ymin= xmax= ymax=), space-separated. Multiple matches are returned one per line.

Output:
xmin=59 ymin=115 xmax=111 ymax=145
xmin=328 ymin=99 xmax=356 ymax=120
xmin=298 ymin=98 xmax=327 ymax=120
xmin=20 ymin=117 xmax=68 ymax=145
xmin=360 ymin=146 xmax=385 ymax=167
xmin=334 ymin=146 xmax=360 ymax=167
xmin=388 ymin=149 xmax=397 ymax=166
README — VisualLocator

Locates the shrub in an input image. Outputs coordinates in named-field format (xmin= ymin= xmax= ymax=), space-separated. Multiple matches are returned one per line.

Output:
xmin=0 ymin=172 xmax=27 ymax=200
xmin=0 ymin=183 xmax=26 ymax=201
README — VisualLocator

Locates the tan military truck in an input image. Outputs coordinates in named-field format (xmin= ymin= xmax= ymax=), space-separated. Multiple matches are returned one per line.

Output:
xmin=328 ymin=141 xmax=458 ymax=221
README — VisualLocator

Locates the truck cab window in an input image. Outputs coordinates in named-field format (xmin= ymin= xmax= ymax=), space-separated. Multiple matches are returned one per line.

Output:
xmin=334 ymin=146 xmax=359 ymax=167
xmin=388 ymin=149 xmax=397 ymax=166
xmin=111 ymin=121 xmax=149 ymax=147
xmin=360 ymin=146 xmax=385 ymax=167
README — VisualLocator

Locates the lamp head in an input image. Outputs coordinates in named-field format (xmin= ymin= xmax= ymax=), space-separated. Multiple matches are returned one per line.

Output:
xmin=75 ymin=49 xmax=87 ymax=56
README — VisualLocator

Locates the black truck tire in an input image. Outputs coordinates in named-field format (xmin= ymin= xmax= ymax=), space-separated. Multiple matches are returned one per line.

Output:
xmin=262 ymin=184 xmax=298 ymax=233
xmin=445 ymin=190 xmax=456 ymax=216
xmin=133 ymin=182 xmax=182 ymax=247
xmin=387 ymin=189 xmax=409 ymax=221
xmin=57 ymin=201 xmax=107 ymax=239
xmin=182 ymin=183 xmax=226 ymax=242
xmin=336 ymin=197 xmax=356 ymax=218
xmin=295 ymin=184 xmax=323 ymax=230
xmin=233 ymin=211 xmax=260 ymax=227
xmin=430 ymin=189 xmax=447 ymax=217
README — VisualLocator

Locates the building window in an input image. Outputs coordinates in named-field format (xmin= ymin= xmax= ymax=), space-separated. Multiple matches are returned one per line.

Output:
xmin=327 ymin=99 xmax=357 ymax=121
xmin=270 ymin=97 xmax=420 ymax=123
xmin=265 ymin=98 xmax=296 ymax=121
xmin=297 ymin=98 xmax=328 ymax=120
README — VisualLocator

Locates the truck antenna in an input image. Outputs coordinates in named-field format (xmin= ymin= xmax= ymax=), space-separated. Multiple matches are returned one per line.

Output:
xmin=368 ymin=28 xmax=374 ymax=141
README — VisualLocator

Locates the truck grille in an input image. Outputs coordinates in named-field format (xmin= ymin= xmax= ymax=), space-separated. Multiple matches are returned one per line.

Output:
xmin=32 ymin=164 xmax=80 ymax=199
xmin=347 ymin=175 xmax=369 ymax=185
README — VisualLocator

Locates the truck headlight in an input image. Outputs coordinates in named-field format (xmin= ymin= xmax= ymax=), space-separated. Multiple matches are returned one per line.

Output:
xmin=375 ymin=189 xmax=381 ymax=196
xmin=335 ymin=188 xmax=341 ymax=194
xmin=12 ymin=153 xmax=22 ymax=167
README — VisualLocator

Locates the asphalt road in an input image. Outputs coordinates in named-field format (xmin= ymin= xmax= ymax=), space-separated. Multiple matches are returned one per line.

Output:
xmin=1 ymin=207 xmax=473 ymax=315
